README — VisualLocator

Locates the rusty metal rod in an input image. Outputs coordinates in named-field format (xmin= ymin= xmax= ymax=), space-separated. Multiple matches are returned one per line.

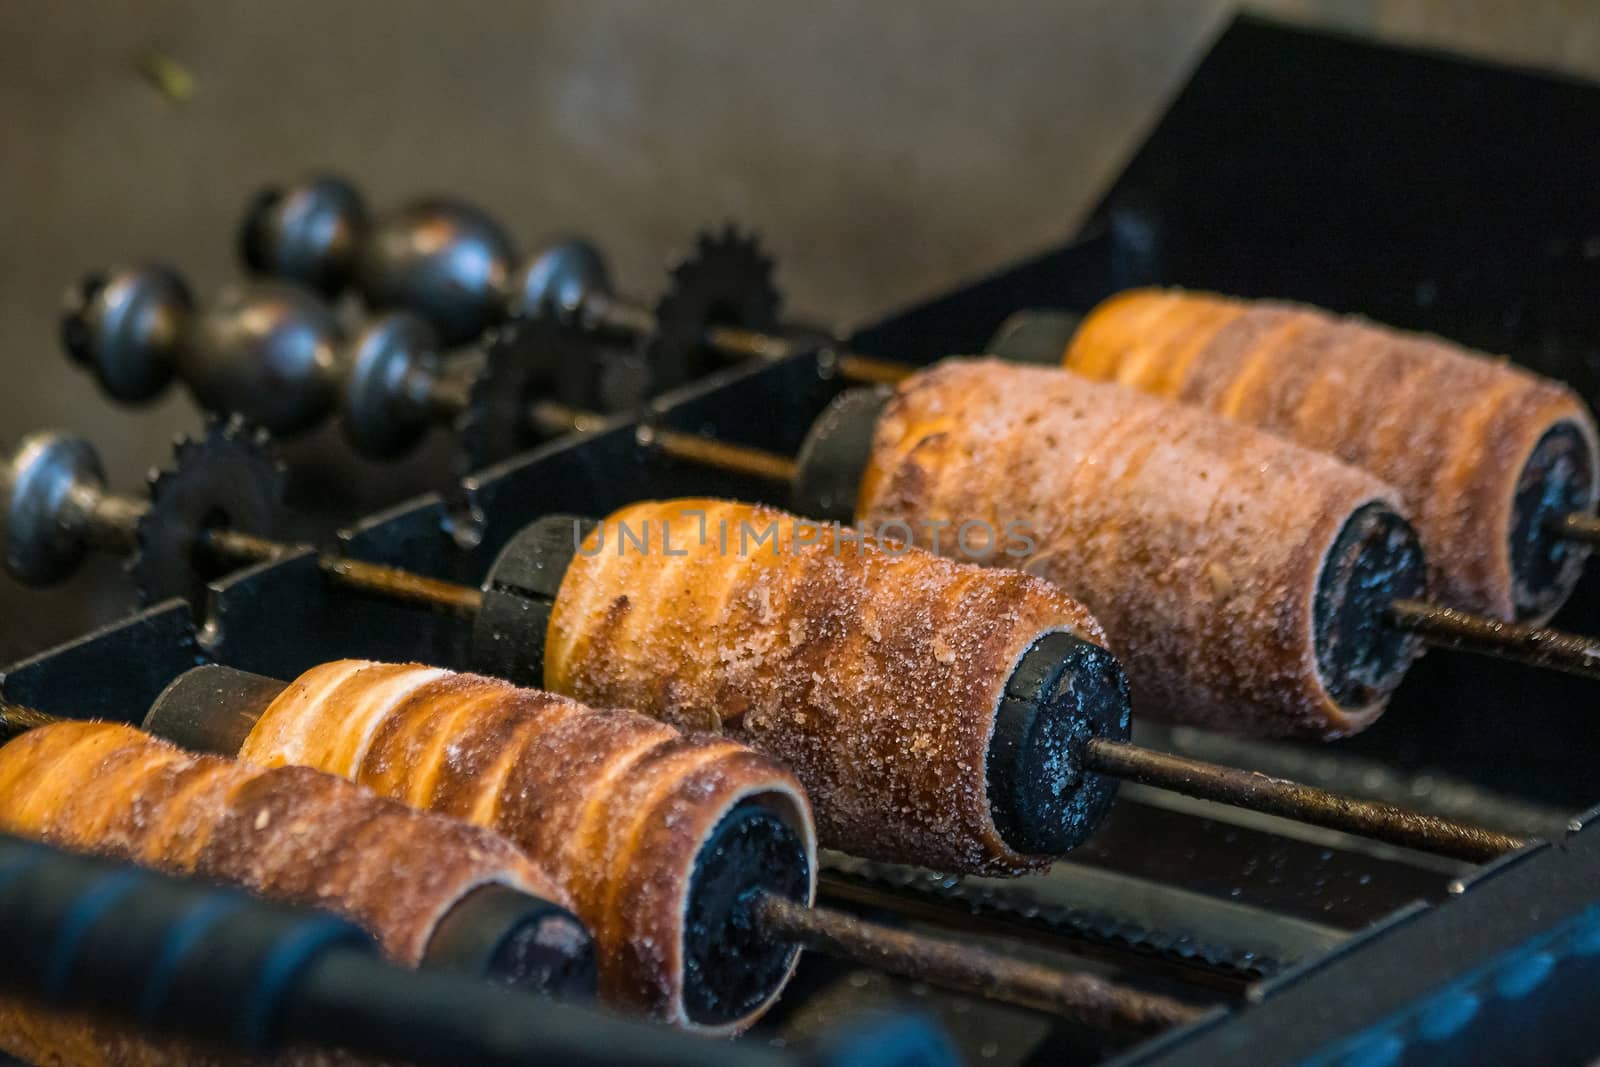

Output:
xmin=201 ymin=528 xmax=485 ymax=618
xmin=622 ymin=430 xmax=1600 ymax=680
xmin=1547 ymin=511 xmax=1600 ymax=546
xmin=54 ymin=529 xmax=1533 ymax=866
xmin=1084 ymin=738 xmax=1528 ymax=863
xmin=578 ymin=284 xmax=898 ymax=378
xmin=192 ymin=514 xmax=1542 ymax=865
xmin=0 ymin=704 xmax=62 ymax=744
xmin=749 ymin=891 xmax=1203 ymax=1033
xmin=639 ymin=426 xmax=801 ymax=484
xmin=0 ymin=700 xmax=1202 ymax=1029
xmin=834 ymin=353 xmax=916 ymax=386
xmin=1388 ymin=598 xmax=1600 ymax=682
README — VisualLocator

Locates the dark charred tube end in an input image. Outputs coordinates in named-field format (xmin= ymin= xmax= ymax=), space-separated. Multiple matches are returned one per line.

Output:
xmin=1314 ymin=503 xmax=1426 ymax=709
xmin=792 ymin=386 xmax=892 ymax=522
xmin=986 ymin=310 xmax=1085 ymax=366
xmin=470 ymin=514 xmax=596 ymax=686
xmin=424 ymin=883 xmax=597 ymax=1000
xmin=1511 ymin=420 xmax=1596 ymax=620
xmin=684 ymin=802 xmax=810 ymax=1028
xmin=141 ymin=664 xmax=289 ymax=756
xmin=988 ymin=632 xmax=1131 ymax=856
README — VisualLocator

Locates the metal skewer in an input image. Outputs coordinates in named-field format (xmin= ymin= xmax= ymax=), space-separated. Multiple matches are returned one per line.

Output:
xmin=0 ymin=700 xmax=1199 ymax=1033
xmin=230 ymin=181 xmax=1600 ymax=552
xmin=585 ymin=418 xmax=1600 ymax=686
xmin=750 ymin=891 xmax=1204 ymax=1034
xmin=0 ymin=433 xmax=1533 ymax=864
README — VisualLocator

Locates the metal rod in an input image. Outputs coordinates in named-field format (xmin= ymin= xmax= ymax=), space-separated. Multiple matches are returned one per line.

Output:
xmin=1547 ymin=511 xmax=1600 ymax=546
xmin=706 ymin=323 xmax=794 ymax=362
xmin=201 ymin=528 xmax=485 ymax=618
xmin=834 ymin=353 xmax=915 ymax=385
xmin=1084 ymin=738 xmax=1528 ymax=863
xmin=526 ymin=400 xmax=612 ymax=439
xmin=623 ymin=429 xmax=1600 ymax=683
xmin=1388 ymin=597 xmax=1600 ymax=681
xmin=749 ymin=891 xmax=1203 ymax=1034
xmin=583 ymin=292 xmax=661 ymax=339
xmin=638 ymin=426 xmax=800 ymax=484
xmin=0 ymin=703 xmax=61 ymax=744
xmin=582 ymin=284 xmax=916 ymax=384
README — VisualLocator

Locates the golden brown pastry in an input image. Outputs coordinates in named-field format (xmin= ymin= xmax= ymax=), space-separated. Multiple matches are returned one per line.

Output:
xmin=239 ymin=661 xmax=815 ymax=1035
xmin=0 ymin=721 xmax=565 ymax=966
xmin=1063 ymin=288 xmax=1600 ymax=621
xmin=858 ymin=360 xmax=1419 ymax=739
xmin=545 ymin=498 xmax=1114 ymax=875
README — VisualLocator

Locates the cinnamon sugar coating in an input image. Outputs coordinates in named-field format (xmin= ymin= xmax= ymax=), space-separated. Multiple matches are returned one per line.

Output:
xmin=546 ymin=498 xmax=1109 ymax=875
xmin=240 ymin=661 xmax=815 ymax=1035
xmin=858 ymin=360 xmax=1410 ymax=738
xmin=0 ymin=721 xmax=563 ymax=966
xmin=1065 ymin=288 xmax=1600 ymax=621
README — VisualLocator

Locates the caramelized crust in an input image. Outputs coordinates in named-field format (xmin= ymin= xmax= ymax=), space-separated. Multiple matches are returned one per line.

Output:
xmin=240 ymin=661 xmax=815 ymax=1035
xmin=858 ymin=360 xmax=1408 ymax=738
xmin=1065 ymin=288 xmax=1600 ymax=620
xmin=0 ymin=721 xmax=564 ymax=966
xmin=546 ymin=498 xmax=1108 ymax=875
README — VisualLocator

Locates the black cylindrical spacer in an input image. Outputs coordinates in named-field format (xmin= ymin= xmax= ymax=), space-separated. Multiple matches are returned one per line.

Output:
xmin=141 ymin=663 xmax=288 ymax=757
xmin=987 ymin=631 xmax=1130 ymax=856
xmin=1510 ymin=420 xmax=1597 ymax=620
xmin=0 ymin=833 xmax=370 ymax=1054
xmin=682 ymin=802 xmax=810 ymax=1028
xmin=986 ymin=310 xmax=1085 ymax=365
xmin=0 ymin=836 xmax=951 ymax=1067
xmin=424 ymin=883 xmax=597 ymax=1000
xmin=471 ymin=515 xmax=597 ymax=686
xmin=792 ymin=387 xmax=891 ymax=523
xmin=1312 ymin=503 xmax=1426 ymax=709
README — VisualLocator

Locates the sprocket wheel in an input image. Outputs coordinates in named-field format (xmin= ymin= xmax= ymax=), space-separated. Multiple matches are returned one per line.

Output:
xmin=130 ymin=416 xmax=286 ymax=610
xmin=646 ymin=227 xmax=782 ymax=392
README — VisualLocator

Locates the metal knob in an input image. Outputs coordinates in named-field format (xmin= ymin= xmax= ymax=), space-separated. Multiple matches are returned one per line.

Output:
xmin=0 ymin=431 xmax=127 ymax=586
xmin=239 ymin=175 xmax=369 ymax=299
xmin=340 ymin=311 xmax=449 ymax=459
xmin=355 ymin=198 xmax=518 ymax=346
xmin=507 ymin=237 xmax=614 ymax=324
xmin=63 ymin=265 xmax=347 ymax=437
xmin=61 ymin=265 xmax=192 ymax=404
xmin=240 ymin=177 xmax=617 ymax=346
xmin=180 ymin=281 xmax=347 ymax=435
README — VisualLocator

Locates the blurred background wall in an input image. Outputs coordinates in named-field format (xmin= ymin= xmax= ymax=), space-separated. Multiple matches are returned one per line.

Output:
xmin=1 ymin=0 xmax=1597 ymax=656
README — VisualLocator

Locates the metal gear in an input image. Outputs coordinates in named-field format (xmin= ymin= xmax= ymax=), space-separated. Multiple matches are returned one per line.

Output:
xmin=129 ymin=416 xmax=286 ymax=610
xmin=456 ymin=318 xmax=619 ymax=473
xmin=647 ymin=226 xmax=782 ymax=392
